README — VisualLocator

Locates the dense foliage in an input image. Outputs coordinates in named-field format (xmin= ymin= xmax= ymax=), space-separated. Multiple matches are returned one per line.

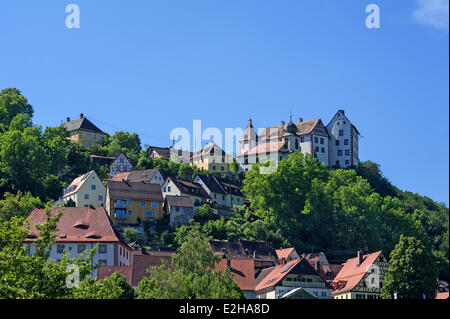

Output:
xmin=381 ymin=236 xmax=437 ymax=299
xmin=136 ymin=232 xmax=244 ymax=299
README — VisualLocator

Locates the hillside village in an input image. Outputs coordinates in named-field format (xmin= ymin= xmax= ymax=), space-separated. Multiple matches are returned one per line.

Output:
xmin=8 ymin=108 xmax=445 ymax=300
xmin=0 ymin=89 xmax=448 ymax=300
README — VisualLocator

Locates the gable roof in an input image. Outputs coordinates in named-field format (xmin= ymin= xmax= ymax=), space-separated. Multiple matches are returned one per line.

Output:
xmin=254 ymin=258 xmax=302 ymax=291
xmin=25 ymin=207 xmax=125 ymax=243
xmin=167 ymin=177 xmax=210 ymax=199
xmin=165 ymin=195 xmax=194 ymax=208
xmin=195 ymin=174 xmax=227 ymax=194
xmin=62 ymin=115 xmax=104 ymax=134
xmin=62 ymin=170 xmax=97 ymax=198
xmin=148 ymin=146 xmax=171 ymax=160
xmin=209 ymin=240 xmax=278 ymax=263
xmin=241 ymin=141 xmax=288 ymax=156
xmin=192 ymin=141 xmax=229 ymax=160
xmin=215 ymin=258 xmax=256 ymax=291
xmin=331 ymin=251 xmax=382 ymax=295
xmin=107 ymin=180 xmax=163 ymax=202
xmin=276 ymin=248 xmax=296 ymax=260
xmin=256 ymin=119 xmax=324 ymax=142
xmin=110 ymin=169 xmax=160 ymax=183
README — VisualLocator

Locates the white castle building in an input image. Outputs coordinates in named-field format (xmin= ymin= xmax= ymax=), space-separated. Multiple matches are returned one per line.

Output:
xmin=237 ymin=110 xmax=360 ymax=172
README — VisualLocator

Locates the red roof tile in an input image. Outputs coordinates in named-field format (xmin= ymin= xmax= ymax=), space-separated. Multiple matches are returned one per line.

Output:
xmin=25 ymin=207 xmax=123 ymax=243
xmin=254 ymin=258 xmax=303 ymax=291
xmin=215 ymin=258 xmax=256 ymax=291
xmin=331 ymin=251 xmax=382 ymax=295
xmin=276 ymin=248 xmax=295 ymax=260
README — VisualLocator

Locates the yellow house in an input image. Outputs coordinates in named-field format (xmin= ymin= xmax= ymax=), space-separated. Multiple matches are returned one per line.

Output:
xmin=105 ymin=180 xmax=164 ymax=227
xmin=62 ymin=113 xmax=106 ymax=148
xmin=191 ymin=141 xmax=232 ymax=173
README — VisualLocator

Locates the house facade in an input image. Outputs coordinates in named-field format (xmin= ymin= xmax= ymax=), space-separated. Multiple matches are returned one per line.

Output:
xmin=62 ymin=113 xmax=106 ymax=148
xmin=24 ymin=207 xmax=131 ymax=278
xmin=255 ymin=257 xmax=331 ymax=299
xmin=191 ymin=141 xmax=232 ymax=173
xmin=164 ymin=195 xmax=195 ymax=227
xmin=331 ymin=251 xmax=388 ymax=299
xmin=59 ymin=170 xmax=106 ymax=208
xmin=161 ymin=177 xmax=210 ymax=212
xmin=110 ymin=153 xmax=133 ymax=178
xmin=193 ymin=174 xmax=245 ymax=216
xmin=237 ymin=110 xmax=359 ymax=172
xmin=105 ymin=180 xmax=164 ymax=229
xmin=326 ymin=109 xmax=360 ymax=168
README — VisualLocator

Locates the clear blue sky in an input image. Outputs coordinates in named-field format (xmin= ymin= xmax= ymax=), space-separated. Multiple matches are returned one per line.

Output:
xmin=0 ymin=1 xmax=448 ymax=205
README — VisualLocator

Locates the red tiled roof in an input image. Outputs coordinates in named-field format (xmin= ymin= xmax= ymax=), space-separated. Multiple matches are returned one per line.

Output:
xmin=255 ymin=258 xmax=302 ymax=291
xmin=436 ymin=292 xmax=449 ymax=299
xmin=110 ymin=172 xmax=131 ymax=181
xmin=62 ymin=170 xmax=95 ymax=198
xmin=25 ymin=207 xmax=123 ymax=243
xmin=215 ymin=258 xmax=256 ymax=291
xmin=331 ymin=251 xmax=382 ymax=295
xmin=241 ymin=141 xmax=286 ymax=156
xmin=276 ymin=248 xmax=295 ymax=260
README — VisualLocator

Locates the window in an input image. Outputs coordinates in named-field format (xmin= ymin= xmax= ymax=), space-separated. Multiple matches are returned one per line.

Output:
xmin=163 ymin=187 xmax=166 ymax=192
xmin=144 ymin=211 xmax=156 ymax=217
xmin=91 ymin=185 xmax=96 ymax=190
xmin=128 ymin=200 xmax=132 ymax=205
xmin=98 ymin=195 xmax=103 ymax=201
xmin=321 ymin=147 xmax=325 ymax=153
xmin=321 ymin=291 xmax=327 ymax=297
xmin=339 ymin=130 xmax=344 ymax=136
xmin=78 ymin=245 xmax=86 ymax=253
xmin=183 ymin=207 xmax=187 ymax=213
xmin=344 ymin=139 xmax=349 ymax=145
xmin=99 ymin=245 xmax=107 ymax=254
xmin=168 ymin=187 xmax=171 ymax=192
xmin=57 ymin=244 xmax=65 ymax=254
xmin=175 ymin=207 xmax=180 ymax=212
xmin=128 ymin=210 xmax=132 ymax=215
xmin=338 ymin=150 xmax=343 ymax=156
xmin=98 ymin=260 xmax=107 ymax=266
xmin=335 ymin=140 xmax=340 ymax=146
xmin=221 ymin=166 xmax=225 ymax=171
xmin=345 ymin=150 xmax=350 ymax=156
xmin=84 ymin=194 xmax=89 ymax=200
xmin=320 ymin=138 xmax=324 ymax=144
xmin=345 ymin=160 xmax=350 ymax=165
xmin=152 ymin=202 xmax=158 ymax=207
xmin=314 ymin=137 xmax=318 ymax=143
xmin=140 ymin=201 xmax=146 ymax=207
xmin=314 ymin=147 xmax=319 ymax=152
xmin=212 ymin=165 xmax=216 ymax=171
xmin=300 ymin=137 xmax=305 ymax=143
xmin=336 ymin=160 xmax=340 ymax=166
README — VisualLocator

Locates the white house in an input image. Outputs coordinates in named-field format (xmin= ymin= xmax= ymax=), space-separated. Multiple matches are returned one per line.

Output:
xmin=59 ymin=170 xmax=106 ymax=208
xmin=326 ymin=109 xmax=360 ymax=168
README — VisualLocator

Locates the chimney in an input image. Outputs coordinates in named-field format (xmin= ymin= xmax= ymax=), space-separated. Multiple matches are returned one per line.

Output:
xmin=357 ymin=250 xmax=364 ymax=266
xmin=80 ymin=113 xmax=84 ymax=119
xmin=253 ymin=250 xmax=256 ymax=259
xmin=280 ymin=120 xmax=285 ymax=125
xmin=315 ymin=260 xmax=320 ymax=272
xmin=298 ymin=117 xmax=303 ymax=123
xmin=227 ymin=259 xmax=231 ymax=267
xmin=66 ymin=117 xmax=70 ymax=122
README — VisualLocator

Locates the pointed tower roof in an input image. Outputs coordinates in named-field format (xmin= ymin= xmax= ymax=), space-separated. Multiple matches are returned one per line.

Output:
xmin=239 ymin=118 xmax=258 ymax=142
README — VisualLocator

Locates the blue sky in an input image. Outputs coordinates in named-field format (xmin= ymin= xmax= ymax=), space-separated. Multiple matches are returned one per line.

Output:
xmin=0 ymin=1 xmax=448 ymax=205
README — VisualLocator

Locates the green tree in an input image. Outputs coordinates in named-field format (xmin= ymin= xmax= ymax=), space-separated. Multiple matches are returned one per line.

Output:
xmin=0 ymin=88 xmax=34 ymax=129
xmin=73 ymin=273 xmax=134 ymax=299
xmin=0 ymin=191 xmax=42 ymax=222
xmin=381 ymin=235 xmax=437 ymax=299
xmin=107 ymin=131 xmax=141 ymax=159
xmin=136 ymin=232 xmax=244 ymax=299
xmin=123 ymin=227 xmax=140 ymax=243
xmin=0 ymin=206 xmax=96 ymax=298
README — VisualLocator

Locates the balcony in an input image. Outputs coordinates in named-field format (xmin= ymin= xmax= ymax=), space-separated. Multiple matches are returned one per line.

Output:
xmin=114 ymin=210 xmax=128 ymax=220
xmin=114 ymin=200 xmax=128 ymax=209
